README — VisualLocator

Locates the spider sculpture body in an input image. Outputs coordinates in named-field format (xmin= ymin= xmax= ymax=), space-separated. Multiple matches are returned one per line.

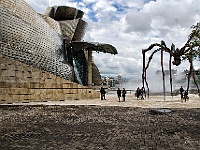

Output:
xmin=142 ymin=23 xmax=200 ymax=98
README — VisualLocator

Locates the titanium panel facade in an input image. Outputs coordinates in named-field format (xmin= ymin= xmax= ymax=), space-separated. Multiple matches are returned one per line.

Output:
xmin=0 ymin=0 xmax=74 ymax=81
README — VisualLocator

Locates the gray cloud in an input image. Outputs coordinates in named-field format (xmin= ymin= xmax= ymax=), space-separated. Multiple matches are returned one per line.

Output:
xmin=125 ymin=10 xmax=152 ymax=33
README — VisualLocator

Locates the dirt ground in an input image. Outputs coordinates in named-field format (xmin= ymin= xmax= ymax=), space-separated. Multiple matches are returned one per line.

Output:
xmin=0 ymin=100 xmax=200 ymax=149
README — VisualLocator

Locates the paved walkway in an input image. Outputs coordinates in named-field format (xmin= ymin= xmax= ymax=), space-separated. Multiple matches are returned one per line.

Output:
xmin=2 ymin=93 xmax=200 ymax=108
xmin=1 ymin=94 xmax=200 ymax=149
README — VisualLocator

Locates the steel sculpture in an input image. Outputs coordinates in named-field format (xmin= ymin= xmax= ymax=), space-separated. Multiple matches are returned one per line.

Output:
xmin=142 ymin=23 xmax=200 ymax=98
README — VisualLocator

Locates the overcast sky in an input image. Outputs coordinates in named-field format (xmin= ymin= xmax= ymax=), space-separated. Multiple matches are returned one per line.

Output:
xmin=25 ymin=0 xmax=200 ymax=81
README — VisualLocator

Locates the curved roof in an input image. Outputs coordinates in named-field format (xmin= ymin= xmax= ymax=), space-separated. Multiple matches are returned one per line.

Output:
xmin=71 ymin=41 xmax=118 ymax=55
xmin=45 ymin=6 xmax=84 ymax=20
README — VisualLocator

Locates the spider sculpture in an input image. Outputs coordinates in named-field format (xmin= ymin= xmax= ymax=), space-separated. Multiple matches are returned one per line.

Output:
xmin=142 ymin=23 xmax=200 ymax=98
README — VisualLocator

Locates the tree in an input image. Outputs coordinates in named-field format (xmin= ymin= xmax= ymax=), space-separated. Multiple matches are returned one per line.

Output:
xmin=182 ymin=22 xmax=200 ymax=61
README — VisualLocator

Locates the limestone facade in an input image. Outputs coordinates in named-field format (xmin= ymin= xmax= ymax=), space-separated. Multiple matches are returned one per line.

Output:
xmin=0 ymin=54 xmax=99 ymax=103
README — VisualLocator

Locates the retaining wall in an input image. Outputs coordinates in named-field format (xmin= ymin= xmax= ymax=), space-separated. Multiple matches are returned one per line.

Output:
xmin=0 ymin=55 xmax=99 ymax=104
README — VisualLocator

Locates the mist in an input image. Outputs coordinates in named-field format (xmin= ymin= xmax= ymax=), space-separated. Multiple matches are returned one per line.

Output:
xmin=119 ymin=73 xmax=195 ymax=93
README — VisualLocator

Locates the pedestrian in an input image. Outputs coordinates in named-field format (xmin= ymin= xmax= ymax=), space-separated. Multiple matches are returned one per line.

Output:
xmin=102 ymin=88 xmax=106 ymax=100
xmin=117 ymin=88 xmax=121 ymax=102
xmin=180 ymin=86 xmax=184 ymax=99
xmin=184 ymin=90 xmax=189 ymax=102
xmin=136 ymin=87 xmax=141 ymax=99
xmin=140 ymin=87 xmax=145 ymax=100
xmin=100 ymin=87 xmax=106 ymax=100
xmin=122 ymin=88 xmax=126 ymax=101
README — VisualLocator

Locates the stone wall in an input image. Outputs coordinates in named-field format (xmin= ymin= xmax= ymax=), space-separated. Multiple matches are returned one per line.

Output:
xmin=0 ymin=54 xmax=99 ymax=104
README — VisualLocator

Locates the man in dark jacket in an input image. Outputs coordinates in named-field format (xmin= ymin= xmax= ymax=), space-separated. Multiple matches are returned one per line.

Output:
xmin=180 ymin=86 xmax=184 ymax=99
xmin=140 ymin=87 xmax=145 ymax=100
xmin=136 ymin=87 xmax=141 ymax=99
xmin=122 ymin=88 xmax=126 ymax=101
xmin=100 ymin=87 xmax=106 ymax=100
xmin=117 ymin=88 xmax=121 ymax=102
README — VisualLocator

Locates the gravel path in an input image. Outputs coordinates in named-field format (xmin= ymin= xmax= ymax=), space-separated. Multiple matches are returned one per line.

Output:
xmin=0 ymin=104 xmax=200 ymax=150
xmin=1 ymin=94 xmax=200 ymax=149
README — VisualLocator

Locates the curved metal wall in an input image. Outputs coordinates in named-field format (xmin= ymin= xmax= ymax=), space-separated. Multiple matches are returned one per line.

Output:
xmin=40 ymin=14 xmax=62 ymax=35
xmin=59 ymin=20 xmax=80 ymax=41
xmin=0 ymin=0 xmax=74 ymax=81
xmin=72 ymin=20 xmax=87 ymax=41
xmin=54 ymin=6 xmax=84 ymax=21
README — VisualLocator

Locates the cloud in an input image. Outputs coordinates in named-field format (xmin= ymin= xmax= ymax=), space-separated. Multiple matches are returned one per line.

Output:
xmin=25 ymin=0 xmax=48 ymax=13
xmin=25 ymin=0 xmax=200 ymax=81
xmin=125 ymin=10 xmax=152 ymax=33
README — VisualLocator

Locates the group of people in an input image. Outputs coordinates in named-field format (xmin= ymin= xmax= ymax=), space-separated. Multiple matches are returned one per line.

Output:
xmin=180 ymin=86 xmax=189 ymax=102
xmin=117 ymin=88 xmax=126 ymax=102
xmin=100 ymin=87 xmax=126 ymax=102
xmin=136 ymin=87 xmax=145 ymax=100
xmin=100 ymin=86 xmax=189 ymax=102
xmin=100 ymin=87 xmax=106 ymax=100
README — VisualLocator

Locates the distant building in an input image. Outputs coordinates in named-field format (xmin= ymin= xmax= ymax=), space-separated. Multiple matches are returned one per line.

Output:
xmin=155 ymin=69 xmax=177 ymax=76
xmin=184 ymin=69 xmax=200 ymax=76
xmin=118 ymin=75 xmax=122 ymax=84
xmin=100 ymin=76 xmax=115 ymax=87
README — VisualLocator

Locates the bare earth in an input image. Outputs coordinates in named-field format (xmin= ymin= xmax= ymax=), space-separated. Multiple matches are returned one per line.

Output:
xmin=0 ymin=94 xmax=200 ymax=149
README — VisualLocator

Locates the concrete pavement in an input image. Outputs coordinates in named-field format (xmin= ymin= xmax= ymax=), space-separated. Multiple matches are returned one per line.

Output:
xmin=1 ymin=93 xmax=199 ymax=108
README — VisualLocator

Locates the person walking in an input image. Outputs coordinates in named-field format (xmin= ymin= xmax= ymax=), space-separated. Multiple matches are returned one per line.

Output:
xmin=117 ymin=88 xmax=121 ymax=102
xmin=184 ymin=90 xmax=189 ymax=102
xmin=100 ymin=87 xmax=106 ymax=100
xmin=122 ymin=88 xmax=126 ymax=101
xmin=180 ymin=86 xmax=184 ymax=99
xmin=136 ymin=87 xmax=141 ymax=99
xmin=102 ymin=87 xmax=106 ymax=100
xmin=140 ymin=87 xmax=145 ymax=100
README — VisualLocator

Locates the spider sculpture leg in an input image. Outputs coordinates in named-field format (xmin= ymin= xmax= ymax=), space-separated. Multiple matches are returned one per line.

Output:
xmin=142 ymin=41 xmax=174 ymax=98
xmin=142 ymin=50 xmax=148 ymax=98
xmin=161 ymin=49 xmax=166 ymax=100
xmin=169 ymin=54 xmax=173 ymax=96
xmin=142 ymin=49 xmax=161 ymax=98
